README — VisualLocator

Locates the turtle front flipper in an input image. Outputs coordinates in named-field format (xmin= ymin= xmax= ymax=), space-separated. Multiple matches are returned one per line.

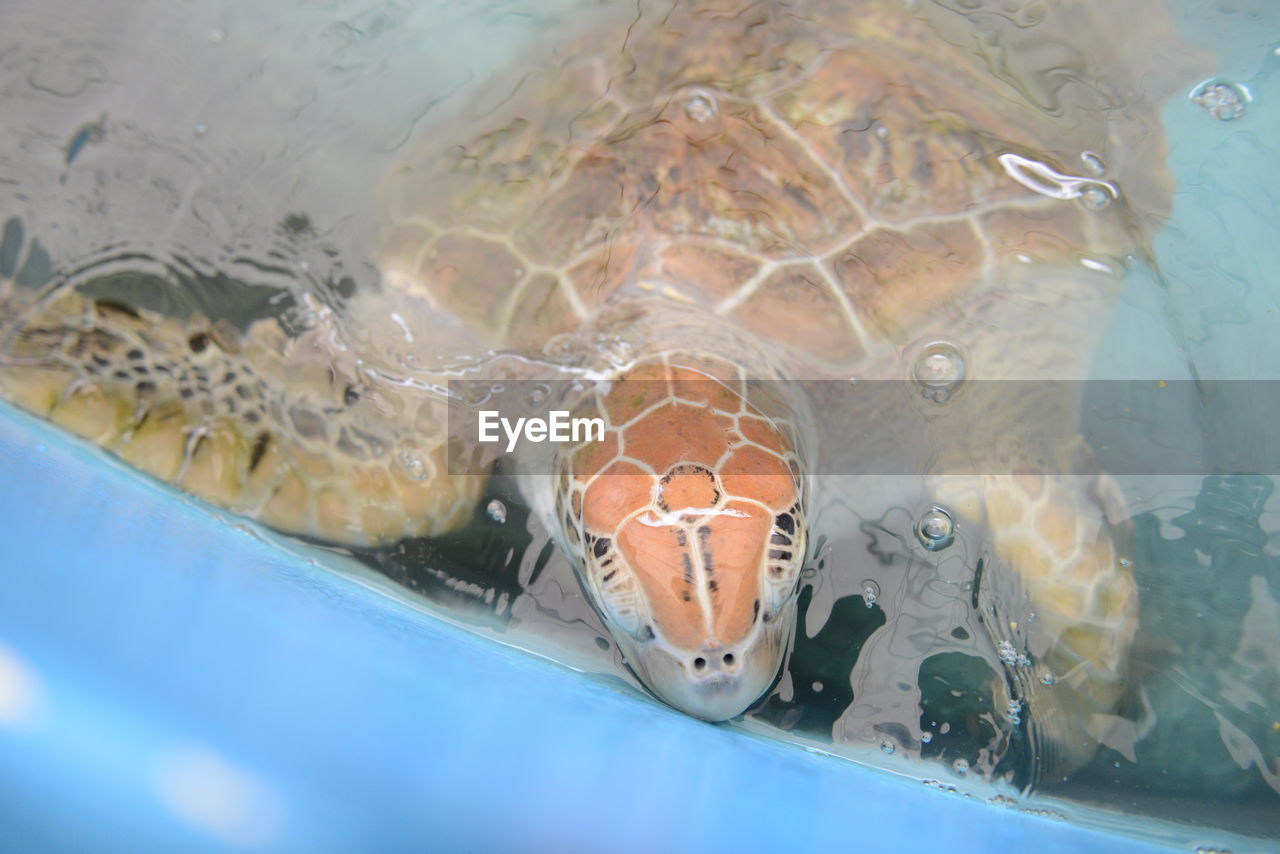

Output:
xmin=931 ymin=465 xmax=1138 ymax=780
xmin=0 ymin=279 xmax=483 ymax=546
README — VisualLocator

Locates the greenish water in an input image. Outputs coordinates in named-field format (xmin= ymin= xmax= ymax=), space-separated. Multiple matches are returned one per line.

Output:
xmin=2 ymin=0 xmax=1278 ymax=850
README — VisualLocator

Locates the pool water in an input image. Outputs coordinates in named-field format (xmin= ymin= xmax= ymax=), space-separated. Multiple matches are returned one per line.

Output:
xmin=2 ymin=0 xmax=1278 ymax=850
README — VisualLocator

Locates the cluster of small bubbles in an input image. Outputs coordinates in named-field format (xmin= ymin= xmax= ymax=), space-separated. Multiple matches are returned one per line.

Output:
xmin=684 ymin=90 xmax=718 ymax=123
xmin=1079 ymin=184 xmax=1113 ymax=210
xmin=952 ymin=758 xmax=969 ymax=776
xmin=1119 ymin=557 xmax=1133 ymax=568
xmin=861 ymin=579 xmax=880 ymax=607
xmin=880 ymin=740 xmax=896 ymax=755
xmin=1040 ymin=672 xmax=1055 ymax=686
xmin=1005 ymin=699 xmax=1022 ymax=724
xmin=915 ymin=506 xmax=955 ymax=551
xmin=1194 ymin=847 xmax=1234 ymax=854
xmin=912 ymin=341 xmax=965 ymax=403
xmin=1080 ymin=151 xmax=1106 ymax=176
xmin=397 ymin=447 xmax=428 ymax=480
xmin=486 ymin=499 xmax=508 ymax=524
xmin=920 ymin=731 xmax=933 ymax=744
xmin=1192 ymin=81 xmax=1247 ymax=121
xmin=997 ymin=640 xmax=1020 ymax=666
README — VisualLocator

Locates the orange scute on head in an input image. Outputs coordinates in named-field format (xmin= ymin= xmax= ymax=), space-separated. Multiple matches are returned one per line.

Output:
xmin=601 ymin=362 xmax=672 ymax=424
xmin=719 ymin=446 xmax=796 ymax=512
xmin=736 ymin=413 xmax=789 ymax=455
xmin=583 ymin=460 xmax=656 ymax=532
xmin=571 ymin=428 xmax=620 ymax=483
xmin=658 ymin=464 xmax=721 ymax=514
xmin=623 ymin=402 xmax=734 ymax=474
xmin=698 ymin=500 xmax=773 ymax=643
xmin=669 ymin=367 xmax=743 ymax=414
xmin=616 ymin=517 xmax=705 ymax=650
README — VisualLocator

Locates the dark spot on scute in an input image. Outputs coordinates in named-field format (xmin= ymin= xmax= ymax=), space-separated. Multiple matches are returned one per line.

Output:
xmin=132 ymin=365 xmax=149 ymax=375
xmin=761 ymin=610 xmax=773 ymax=624
xmin=771 ymin=532 xmax=791 ymax=546
xmin=179 ymin=387 xmax=193 ymax=400
xmin=768 ymin=549 xmax=791 ymax=562
xmin=775 ymin=512 xmax=794 ymax=535
xmin=235 ymin=384 xmax=252 ymax=400
xmin=188 ymin=332 xmax=209 ymax=353
xmin=643 ymin=625 xmax=656 ymax=640
xmin=90 ymin=353 xmax=110 ymax=368
xmin=135 ymin=380 xmax=156 ymax=396
xmin=602 ymin=569 xmax=617 ymax=582
xmin=248 ymin=432 xmax=270 ymax=472
xmin=244 ymin=410 xmax=260 ymax=424
xmin=113 ymin=370 xmax=131 ymax=381
xmin=126 ymin=348 xmax=144 ymax=360
xmin=289 ymin=406 xmax=326 ymax=440
xmin=753 ymin=599 xmax=760 ymax=621
xmin=343 ymin=385 xmax=360 ymax=406
xmin=226 ymin=398 xmax=238 ymax=414
xmin=593 ymin=537 xmax=610 ymax=559
xmin=222 ymin=371 xmax=237 ymax=384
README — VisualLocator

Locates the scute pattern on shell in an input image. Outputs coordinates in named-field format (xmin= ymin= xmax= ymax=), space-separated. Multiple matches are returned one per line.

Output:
xmin=378 ymin=0 xmax=1175 ymax=371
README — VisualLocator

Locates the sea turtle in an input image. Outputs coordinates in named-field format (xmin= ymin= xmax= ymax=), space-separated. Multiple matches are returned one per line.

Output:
xmin=0 ymin=0 xmax=1195 ymax=774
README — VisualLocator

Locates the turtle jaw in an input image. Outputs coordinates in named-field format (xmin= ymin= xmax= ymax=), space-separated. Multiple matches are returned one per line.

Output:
xmin=615 ymin=599 xmax=796 ymax=722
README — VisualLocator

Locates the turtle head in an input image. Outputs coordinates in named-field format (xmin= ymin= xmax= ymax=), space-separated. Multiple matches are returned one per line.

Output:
xmin=575 ymin=470 xmax=806 ymax=721
xmin=557 ymin=379 xmax=807 ymax=720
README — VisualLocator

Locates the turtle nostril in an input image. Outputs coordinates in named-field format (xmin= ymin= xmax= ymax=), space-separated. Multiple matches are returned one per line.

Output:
xmin=722 ymin=653 xmax=735 ymax=667
xmin=693 ymin=657 xmax=707 ymax=671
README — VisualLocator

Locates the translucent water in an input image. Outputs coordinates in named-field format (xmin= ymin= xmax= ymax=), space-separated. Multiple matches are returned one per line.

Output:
xmin=1 ymin=0 xmax=1277 ymax=850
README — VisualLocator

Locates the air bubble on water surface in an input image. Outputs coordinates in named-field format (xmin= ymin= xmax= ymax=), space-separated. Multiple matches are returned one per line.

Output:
xmin=1080 ymin=185 xmax=1112 ymax=210
xmin=915 ymin=506 xmax=955 ymax=551
xmin=684 ymin=90 xmax=718 ymax=123
xmin=1006 ymin=699 xmax=1022 ymax=724
xmin=526 ymin=384 xmax=549 ymax=407
xmin=1080 ymin=151 xmax=1106 ymax=176
xmin=1040 ymin=672 xmax=1055 ymax=686
xmin=912 ymin=341 xmax=964 ymax=404
xmin=487 ymin=499 xmax=508 ymax=524
xmin=397 ymin=446 xmax=429 ymax=480
xmin=861 ymin=580 xmax=880 ymax=607
xmin=920 ymin=731 xmax=933 ymax=744
xmin=1192 ymin=80 xmax=1248 ymax=121
xmin=880 ymin=741 xmax=896 ymax=755
xmin=952 ymin=758 xmax=969 ymax=776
